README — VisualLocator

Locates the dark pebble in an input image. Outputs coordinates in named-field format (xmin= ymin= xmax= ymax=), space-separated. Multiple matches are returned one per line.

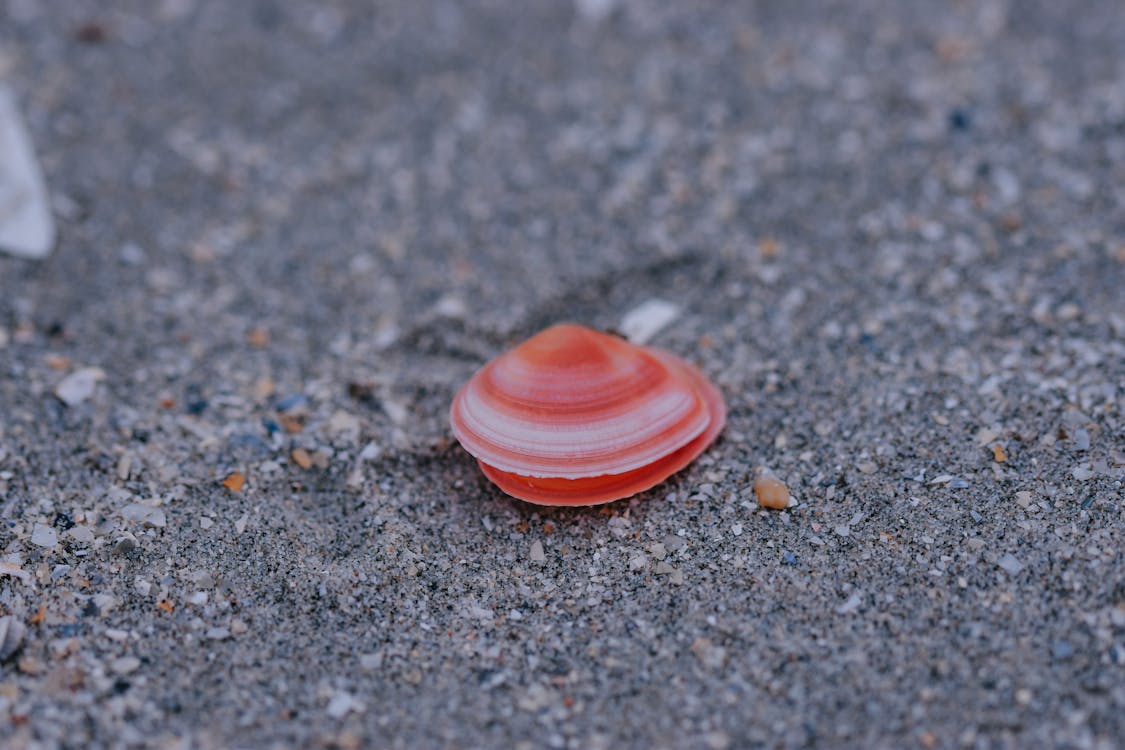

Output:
xmin=949 ymin=109 xmax=972 ymax=131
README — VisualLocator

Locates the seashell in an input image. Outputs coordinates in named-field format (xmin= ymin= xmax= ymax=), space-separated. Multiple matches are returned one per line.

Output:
xmin=0 ymin=615 xmax=26 ymax=661
xmin=450 ymin=323 xmax=725 ymax=506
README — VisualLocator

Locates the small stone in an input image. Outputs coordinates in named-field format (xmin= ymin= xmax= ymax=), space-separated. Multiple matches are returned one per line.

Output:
xmin=669 ymin=568 xmax=684 ymax=585
xmin=119 ymin=242 xmax=146 ymax=265
xmin=0 ymin=615 xmax=26 ymax=661
xmin=230 ymin=619 xmax=248 ymax=635
xmin=1072 ymin=466 xmax=1095 ymax=481
xmin=997 ymin=554 xmax=1024 ymax=576
xmin=326 ymin=692 xmax=364 ymax=719
xmin=328 ymin=411 xmax=360 ymax=437
xmin=359 ymin=653 xmax=383 ymax=671
xmin=975 ymin=428 xmax=998 ymax=446
xmin=834 ymin=525 xmax=851 ymax=537
xmin=187 ymin=591 xmax=209 ymax=606
xmin=529 ymin=540 xmax=545 ymax=563
xmin=290 ymin=448 xmax=313 ymax=470
xmin=246 ymin=327 xmax=269 ymax=348
xmin=690 ymin=637 xmax=726 ymax=670
xmin=992 ymin=444 xmax=1007 ymax=462
xmin=222 ymin=472 xmax=246 ymax=492
xmin=0 ymin=563 xmax=31 ymax=586
xmin=234 ymin=515 xmax=248 ymax=534
xmin=111 ymin=656 xmax=141 ymax=675
xmin=53 ymin=367 xmax=105 ymax=406
xmin=730 ymin=523 xmax=743 ymax=537
xmin=0 ymin=86 xmax=56 ymax=259
xmin=647 ymin=543 xmax=667 ymax=560
xmin=1014 ymin=492 xmax=1033 ymax=509
xmin=121 ymin=504 xmax=166 ymax=528
xmin=433 ymin=293 xmax=467 ymax=319
xmin=1051 ymin=641 xmax=1074 ymax=660
xmin=199 ymin=516 xmax=214 ymax=530
xmin=628 ymin=554 xmax=647 ymax=571
xmin=856 ymin=461 xmax=877 ymax=475
xmin=116 ymin=453 xmax=133 ymax=480
xmin=619 ymin=299 xmax=680 ymax=344
xmin=30 ymin=524 xmax=58 ymax=549
xmin=206 ymin=627 xmax=230 ymax=641
xmin=112 ymin=534 xmax=138 ymax=556
xmin=1072 ymin=429 xmax=1090 ymax=452
xmin=753 ymin=476 xmax=790 ymax=510
xmin=574 ymin=0 xmax=616 ymax=23
xmin=836 ymin=593 xmax=862 ymax=614
xmin=705 ymin=731 xmax=731 ymax=750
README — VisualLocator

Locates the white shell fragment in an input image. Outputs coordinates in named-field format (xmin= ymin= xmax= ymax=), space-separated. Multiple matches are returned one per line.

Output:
xmin=620 ymin=299 xmax=681 ymax=344
xmin=0 ymin=86 xmax=55 ymax=259
xmin=54 ymin=367 xmax=105 ymax=406
xmin=0 ymin=615 xmax=26 ymax=661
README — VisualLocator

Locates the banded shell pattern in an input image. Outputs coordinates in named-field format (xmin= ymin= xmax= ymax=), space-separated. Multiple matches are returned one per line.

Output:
xmin=450 ymin=323 xmax=725 ymax=506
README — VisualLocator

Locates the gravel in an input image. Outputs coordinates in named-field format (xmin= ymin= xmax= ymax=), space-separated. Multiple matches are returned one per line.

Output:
xmin=1 ymin=1 xmax=1123 ymax=748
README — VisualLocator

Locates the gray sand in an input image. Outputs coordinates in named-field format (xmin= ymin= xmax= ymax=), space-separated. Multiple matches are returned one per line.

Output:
xmin=1 ymin=1 xmax=1123 ymax=748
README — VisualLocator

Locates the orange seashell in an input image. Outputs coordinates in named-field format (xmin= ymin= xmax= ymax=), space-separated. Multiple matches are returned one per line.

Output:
xmin=450 ymin=323 xmax=725 ymax=506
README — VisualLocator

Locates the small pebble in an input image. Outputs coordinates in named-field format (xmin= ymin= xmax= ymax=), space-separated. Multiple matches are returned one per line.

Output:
xmin=290 ymin=448 xmax=313 ymax=470
xmin=997 ymin=554 xmax=1024 ymax=576
xmin=1072 ymin=429 xmax=1090 ymax=451
xmin=54 ymin=367 xmax=104 ymax=406
xmin=0 ymin=615 xmax=26 ymax=661
xmin=619 ymin=299 xmax=680 ymax=344
xmin=1051 ymin=641 xmax=1074 ymax=660
xmin=222 ymin=472 xmax=246 ymax=492
xmin=326 ymin=691 xmax=364 ymax=719
xmin=121 ymin=504 xmax=166 ymax=528
xmin=112 ymin=534 xmax=138 ymax=556
xmin=754 ymin=476 xmax=790 ymax=510
xmin=111 ymin=656 xmax=141 ymax=675
xmin=30 ymin=524 xmax=58 ymax=549
xmin=1072 ymin=466 xmax=1094 ymax=481
xmin=529 ymin=541 xmax=545 ymax=563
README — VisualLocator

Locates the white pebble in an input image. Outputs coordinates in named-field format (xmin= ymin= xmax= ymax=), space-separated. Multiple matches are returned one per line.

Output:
xmin=326 ymin=691 xmax=364 ymax=719
xmin=529 ymin=541 xmax=545 ymax=563
xmin=30 ymin=524 xmax=58 ymax=549
xmin=836 ymin=593 xmax=862 ymax=614
xmin=54 ymin=367 xmax=105 ymax=406
xmin=620 ymin=299 xmax=680 ymax=344
xmin=121 ymin=504 xmax=166 ymax=528
xmin=1072 ymin=466 xmax=1094 ymax=481
xmin=997 ymin=554 xmax=1024 ymax=576
xmin=111 ymin=656 xmax=141 ymax=675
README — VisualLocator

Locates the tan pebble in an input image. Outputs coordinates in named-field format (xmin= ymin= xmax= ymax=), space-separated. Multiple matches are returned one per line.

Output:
xmin=246 ymin=327 xmax=269 ymax=348
xmin=290 ymin=448 xmax=313 ymax=470
xmin=221 ymin=472 xmax=245 ymax=492
xmin=992 ymin=444 xmax=1007 ymax=462
xmin=754 ymin=476 xmax=790 ymax=510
